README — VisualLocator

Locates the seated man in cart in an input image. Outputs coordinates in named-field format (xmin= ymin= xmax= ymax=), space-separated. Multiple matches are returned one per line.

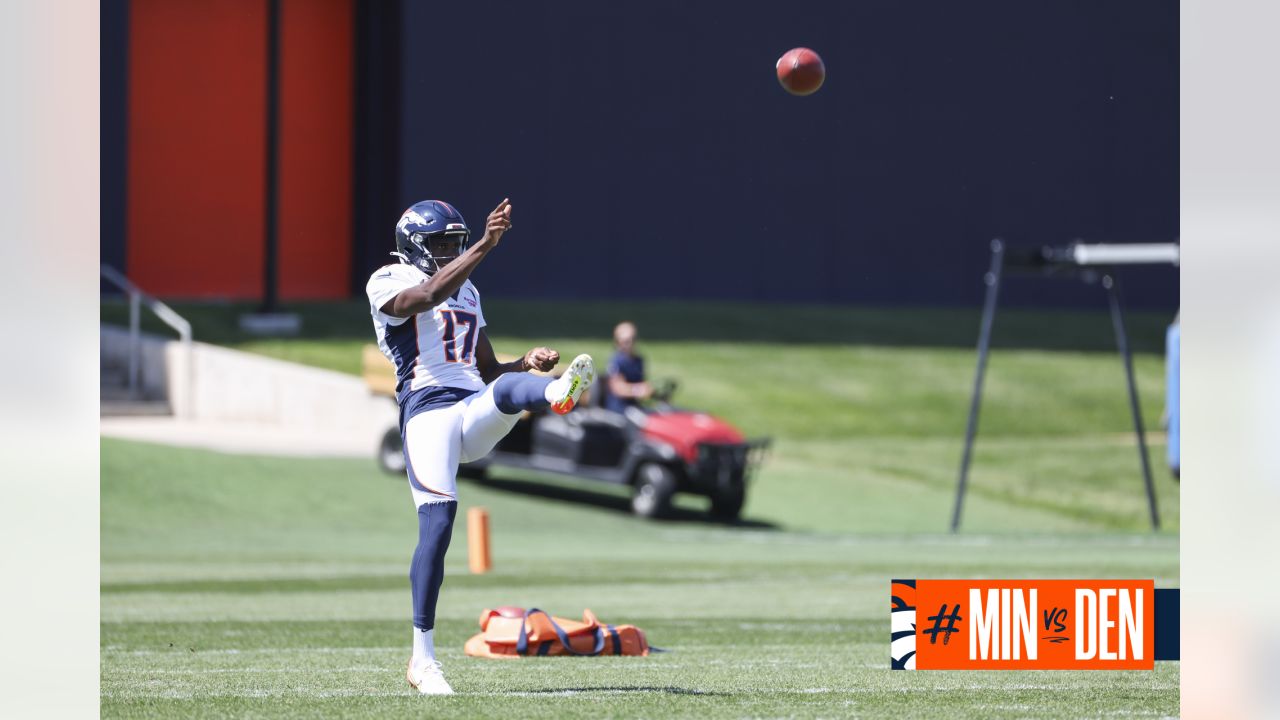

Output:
xmin=604 ymin=321 xmax=652 ymax=413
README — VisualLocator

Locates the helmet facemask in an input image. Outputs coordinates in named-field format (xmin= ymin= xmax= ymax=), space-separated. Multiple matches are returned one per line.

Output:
xmin=406 ymin=231 xmax=468 ymax=275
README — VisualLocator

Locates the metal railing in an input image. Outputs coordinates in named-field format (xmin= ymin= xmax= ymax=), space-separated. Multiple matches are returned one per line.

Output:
xmin=100 ymin=265 xmax=193 ymax=415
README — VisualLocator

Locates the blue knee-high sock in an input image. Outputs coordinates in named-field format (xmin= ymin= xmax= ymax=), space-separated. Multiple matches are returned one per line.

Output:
xmin=411 ymin=501 xmax=457 ymax=631
xmin=491 ymin=372 xmax=554 ymax=414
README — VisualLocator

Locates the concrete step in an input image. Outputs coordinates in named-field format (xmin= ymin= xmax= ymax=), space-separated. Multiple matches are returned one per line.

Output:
xmin=101 ymin=399 xmax=173 ymax=417
xmin=100 ymin=417 xmax=377 ymax=458
xmin=101 ymin=382 xmax=171 ymax=416
xmin=100 ymin=382 xmax=161 ymax=400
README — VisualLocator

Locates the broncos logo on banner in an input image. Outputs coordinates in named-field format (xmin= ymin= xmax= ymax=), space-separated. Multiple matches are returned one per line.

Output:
xmin=891 ymin=579 xmax=917 ymax=670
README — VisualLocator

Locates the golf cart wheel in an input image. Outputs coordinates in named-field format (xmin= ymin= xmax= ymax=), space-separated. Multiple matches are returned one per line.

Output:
xmin=631 ymin=463 xmax=677 ymax=519
xmin=378 ymin=427 xmax=406 ymax=475
xmin=709 ymin=483 xmax=746 ymax=520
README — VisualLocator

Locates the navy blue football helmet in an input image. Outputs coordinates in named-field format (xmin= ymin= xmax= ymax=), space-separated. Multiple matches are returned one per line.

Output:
xmin=393 ymin=200 xmax=470 ymax=274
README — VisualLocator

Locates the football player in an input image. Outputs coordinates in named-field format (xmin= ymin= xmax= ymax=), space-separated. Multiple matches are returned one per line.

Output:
xmin=367 ymin=198 xmax=594 ymax=695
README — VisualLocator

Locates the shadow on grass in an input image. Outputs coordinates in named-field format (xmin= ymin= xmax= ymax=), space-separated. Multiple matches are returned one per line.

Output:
xmin=464 ymin=475 xmax=778 ymax=530
xmin=510 ymin=686 xmax=727 ymax=697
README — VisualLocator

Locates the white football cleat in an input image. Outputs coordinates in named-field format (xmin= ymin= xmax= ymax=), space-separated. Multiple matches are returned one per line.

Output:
xmin=548 ymin=353 xmax=595 ymax=415
xmin=406 ymin=659 xmax=455 ymax=695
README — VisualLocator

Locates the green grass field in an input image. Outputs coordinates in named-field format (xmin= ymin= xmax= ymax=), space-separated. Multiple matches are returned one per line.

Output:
xmin=101 ymin=299 xmax=1179 ymax=717
xmin=102 ymin=439 xmax=1177 ymax=719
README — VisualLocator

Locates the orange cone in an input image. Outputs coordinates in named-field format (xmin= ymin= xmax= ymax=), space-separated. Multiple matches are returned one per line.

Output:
xmin=468 ymin=507 xmax=492 ymax=574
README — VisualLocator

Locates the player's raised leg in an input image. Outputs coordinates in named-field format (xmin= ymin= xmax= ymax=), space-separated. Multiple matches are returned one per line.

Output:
xmin=459 ymin=354 xmax=595 ymax=463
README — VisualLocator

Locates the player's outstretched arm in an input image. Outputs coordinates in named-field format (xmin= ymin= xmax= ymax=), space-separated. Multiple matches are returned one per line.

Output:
xmin=475 ymin=330 xmax=559 ymax=384
xmin=383 ymin=199 xmax=512 ymax=318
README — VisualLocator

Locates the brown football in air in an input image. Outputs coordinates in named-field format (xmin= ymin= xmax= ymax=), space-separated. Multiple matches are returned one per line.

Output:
xmin=776 ymin=47 xmax=826 ymax=96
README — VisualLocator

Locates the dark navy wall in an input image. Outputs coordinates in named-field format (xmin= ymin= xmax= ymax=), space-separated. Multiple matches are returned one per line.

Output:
xmin=102 ymin=0 xmax=129 ymax=285
xmin=387 ymin=0 xmax=1177 ymax=308
xmin=352 ymin=0 xmax=403 ymax=292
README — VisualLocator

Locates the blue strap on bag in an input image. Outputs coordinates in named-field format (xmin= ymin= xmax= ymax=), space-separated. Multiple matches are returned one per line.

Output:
xmin=515 ymin=608 xmax=607 ymax=657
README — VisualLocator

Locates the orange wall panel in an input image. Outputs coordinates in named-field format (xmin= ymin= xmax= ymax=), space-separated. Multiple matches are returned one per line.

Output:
xmin=127 ymin=0 xmax=353 ymax=300
xmin=127 ymin=0 xmax=267 ymax=298
xmin=278 ymin=0 xmax=353 ymax=299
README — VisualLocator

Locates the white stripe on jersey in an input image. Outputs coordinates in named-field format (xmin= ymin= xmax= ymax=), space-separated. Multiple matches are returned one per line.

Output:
xmin=366 ymin=263 xmax=487 ymax=393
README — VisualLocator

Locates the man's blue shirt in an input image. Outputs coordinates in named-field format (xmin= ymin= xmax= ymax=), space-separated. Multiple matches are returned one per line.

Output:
xmin=605 ymin=351 xmax=645 ymax=413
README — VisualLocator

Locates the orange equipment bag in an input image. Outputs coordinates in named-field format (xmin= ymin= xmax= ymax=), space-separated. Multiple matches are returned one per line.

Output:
xmin=464 ymin=607 xmax=650 ymax=658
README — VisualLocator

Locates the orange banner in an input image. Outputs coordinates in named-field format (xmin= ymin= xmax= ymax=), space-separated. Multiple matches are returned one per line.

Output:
xmin=893 ymin=579 xmax=1154 ymax=670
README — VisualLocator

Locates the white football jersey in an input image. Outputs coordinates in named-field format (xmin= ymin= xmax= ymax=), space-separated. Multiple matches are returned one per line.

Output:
xmin=366 ymin=263 xmax=487 ymax=394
